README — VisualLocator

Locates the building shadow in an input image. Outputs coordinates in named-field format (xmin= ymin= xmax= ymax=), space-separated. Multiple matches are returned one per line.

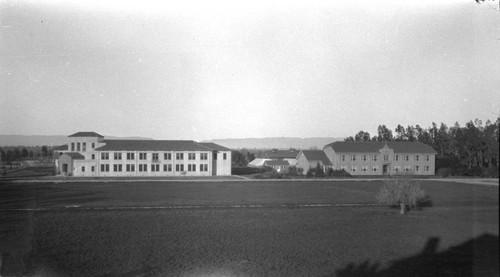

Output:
xmin=333 ymin=234 xmax=499 ymax=277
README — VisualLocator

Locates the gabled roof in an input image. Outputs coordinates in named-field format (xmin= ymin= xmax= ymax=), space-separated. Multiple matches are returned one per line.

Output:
xmin=199 ymin=142 xmax=232 ymax=151
xmin=325 ymin=141 xmax=437 ymax=154
xmin=264 ymin=160 xmax=290 ymax=166
xmin=68 ymin=132 xmax=104 ymax=138
xmin=260 ymin=150 xmax=300 ymax=159
xmin=95 ymin=140 xmax=213 ymax=151
xmin=299 ymin=150 xmax=332 ymax=166
xmin=62 ymin=152 xmax=85 ymax=159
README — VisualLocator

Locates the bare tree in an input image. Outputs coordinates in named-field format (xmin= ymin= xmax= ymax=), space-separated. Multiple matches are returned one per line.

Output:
xmin=377 ymin=174 xmax=426 ymax=214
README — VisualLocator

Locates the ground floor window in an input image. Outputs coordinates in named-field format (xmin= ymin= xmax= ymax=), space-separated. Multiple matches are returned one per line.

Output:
xmin=362 ymin=166 xmax=368 ymax=172
xmin=415 ymin=165 xmax=420 ymax=172
xmin=151 ymin=164 xmax=160 ymax=172
xmin=126 ymin=164 xmax=135 ymax=172
xmin=82 ymin=166 xmax=85 ymax=172
xmin=405 ymin=166 xmax=411 ymax=172
xmin=372 ymin=166 xmax=378 ymax=172
xmin=188 ymin=164 xmax=196 ymax=172
xmin=164 ymin=164 xmax=172 ymax=172
xmin=394 ymin=166 xmax=400 ymax=172
xmin=101 ymin=164 xmax=110 ymax=172
xmin=113 ymin=164 xmax=123 ymax=172
xmin=351 ymin=166 xmax=356 ymax=172
xmin=200 ymin=164 xmax=208 ymax=172
xmin=139 ymin=164 xmax=147 ymax=172
xmin=176 ymin=164 xmax=184 ymax=172
xmin=424 ymin=165 xmax=430 ymax=172
xmin=91 ymin=166 xmax=95 ymax=172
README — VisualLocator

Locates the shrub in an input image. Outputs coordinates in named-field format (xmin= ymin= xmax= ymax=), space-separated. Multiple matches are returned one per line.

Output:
xmin=306 ymin=168 xmax=314 ymax=178
xmin=297 ymin=167 xmax=304 ymax=175
xmin=287 ymin=166 xmax=298 ymax=176
xmin=377 ymin=174 xmax=427 ymax=214
xmin=315 ymin=163 xmax=325 ymax=177
xmin=485 ymin=166 xmax=499 ymax=178
xmin=437 ymin=167 xmax=454 ymax=177
xmin=329 ymin=169 xmax=352 ymax=178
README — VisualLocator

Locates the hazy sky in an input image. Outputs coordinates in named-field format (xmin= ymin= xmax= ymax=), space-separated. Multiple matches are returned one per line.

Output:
xmin=1 ymin=0 xmax=499 ymax=140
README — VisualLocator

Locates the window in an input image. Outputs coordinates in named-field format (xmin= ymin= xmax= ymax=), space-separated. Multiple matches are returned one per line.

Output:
xmin=101 ymin=164 xmax=110 ymax=172
xmin=351 ymin=166 xmax=356 ymax=172
xmin=362 ymin=166 xmax=367 ymax=172
xmin=405 ymin=166 xmax=411 ymax=172
xmin=127 ymin=153 xmax=135 ymax=160
xmin=139 ymin=153 xmax=147 ymax=160
xmin=82 ymin=143 xmax=86 ymax=152
xmin=151 ymin=164 xmax=160 ymax=171
xmin=152 ymin=153 xmax=159 ymax=161
xmin=415 ymin=155 xmax=419 ymax=161
xmin=341 ymin=155 xmax=346 ymax=162
xmin=176 ymin=153 xmax=184 ymax=160
xmin=340 ymin=165 xmax=346 ymax=171
xmin=351 ymin=155 xmax=356 ymax=161
xmin=394 ymin=166 xmax=400 ymax=172
xmin=82 ymin=166 xmax=85 ymax=172
xmin=188 ymin=164 xmax=196 ymax=171
xmin=164 ymin=164 xmax=172 ymax=172
xmin=114 ymin=153 xmax=122 ymax=160
xmin=113 ymin=164 xmax=122 ymax=172
xmin=200 ymin=153 xmax=208 ymax=160
xmin=223 ymin=153 xmax=227 ymax=160
xmin=372 ymin=166 xmax=378 ymax=172
xmin=139 ymin=164 xmax=147 ymax=172
xmin=92 ymin=142 xmax=95 ymax=149
xmin=200 ymin=164 xmax=208 ymax=172
xmin=91 ymin=154 xmax=95 ymax=160
xmin=415 ymin=165 xmax=420 ymax=172
xmin=425 ymin=165 xmax=430 ymax=172
xmin=188 ymin=153 xmax=196 ymax=160
xmin=71 ymin=143 xmax=75 ymax=151
xmin=395 ymin=155 xmax=399 ymax=161
xmin=164 ymin=153 xmax=172 ymax=160
xmin=176 ymin=164 xmax=184 ymax=171
xmin=77 ymin=142 xmax=81 ymax=151
xmin=363 ymin=155 xmax=367 ymax=161
xmin=383 ymin=155 xmax=389 ymax=162
xmin=405 ymin=155 xmax=409 ymax=161
xmin=426 ymin=155 xmax=430 ymax=162
xmin=101 ymin=152 xmax=109 ymax=160
xmin=373 ymin=155 xmax=378 ymax=162
xmin=126 ymin=164 xmax=135 ymax=172
xmin=91 ymin=166 xmax=95 ymax=172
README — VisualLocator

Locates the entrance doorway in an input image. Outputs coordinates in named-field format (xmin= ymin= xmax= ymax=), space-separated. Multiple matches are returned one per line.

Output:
xmin=383 ymin=165 xmax=388 ymax=175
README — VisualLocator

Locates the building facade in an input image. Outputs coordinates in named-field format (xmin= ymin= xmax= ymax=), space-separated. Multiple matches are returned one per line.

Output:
xmin=296 ymin=150 xmax=333 ymax=174
xmin=323 ymin=141 xmax=436 ymax=175
xmin=57 ymin=132 xmax=232 ymax=177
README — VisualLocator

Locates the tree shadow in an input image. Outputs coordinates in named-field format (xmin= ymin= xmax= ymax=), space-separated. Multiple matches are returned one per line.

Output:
xmin=333 ymin=234 xmax=499 ymax=277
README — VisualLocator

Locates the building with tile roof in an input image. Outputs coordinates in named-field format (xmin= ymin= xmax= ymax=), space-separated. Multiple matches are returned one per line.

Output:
xmin=323 ymin=141 xmax=437 ymax=175
xmin=296 ymin=150 xmax=333 ymax=174
xmin=57 ymin=132 xmax=231 ymax=177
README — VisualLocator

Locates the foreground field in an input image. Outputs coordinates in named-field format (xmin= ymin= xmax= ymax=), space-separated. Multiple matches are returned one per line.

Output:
xmin=0 ymin=180 xmax=498 ymax=276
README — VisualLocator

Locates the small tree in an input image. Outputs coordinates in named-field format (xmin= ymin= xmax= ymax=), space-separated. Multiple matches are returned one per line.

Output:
xmin=377 ymin=174 xmax=426 ymax=214
xmin=287 ymin=166 xmax=298 ymax=176
xmin=315 ymin=162 xmax=325 ymax=177
xmin=306 ymin=168 xmax=314 ymax=178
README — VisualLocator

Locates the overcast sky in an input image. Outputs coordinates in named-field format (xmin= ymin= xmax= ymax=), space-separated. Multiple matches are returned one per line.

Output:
xmin=1 ymin=0 xmax=499 ymax=140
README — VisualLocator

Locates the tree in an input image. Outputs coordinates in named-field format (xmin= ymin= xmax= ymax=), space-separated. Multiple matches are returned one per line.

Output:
xmin=354 ymin=130 xmax=371 ymax=141
xmin=377 ymin=174 xmax=426 ymax=215
xmin=395 ymin=124 xmax=406 ymax=141
xmin=377 ymin=125 xmax=393 ymax=141
xmin=315 ymin=162 xmax=325 ymax=177
xmin=22 ymin=148 xmax=29 ymax=159
xmin=344 ymin=136 xmax=355 ymax=142
xmin=41 ymin=145 xmax=48 ymax=158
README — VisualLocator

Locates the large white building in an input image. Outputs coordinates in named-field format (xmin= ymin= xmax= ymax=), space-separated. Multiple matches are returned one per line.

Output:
xmin=56 ymin=132 xmax=232 ymax=177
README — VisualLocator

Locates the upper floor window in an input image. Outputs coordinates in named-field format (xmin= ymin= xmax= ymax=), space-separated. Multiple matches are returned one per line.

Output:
xmin=373 ymin=155 xmax=378 ymax=162
xmin=188 ymin=153 xmax=196 ymax=160
xmin=127 ymin=153 xmax=135 ymax=160
xmin=91 ymin=154 xmax=95 ymax=160
xmin=114 ymin=153 xmax=122 ymax=160
xmin=395 ymin=155 xmax=399 ymax=161
xmin=363 ymin=155 xmax=367 ymax=161
xmin=341 ymin=155 xmax=346 ymax=162
xmin=164 ymin=153 xmax=172 ymax=160
xmin=82 ymin=143 xmax=86 ymax=152
xmin=383 ymin=155 xmax=389 ymax=162
xmin=176 ymin=153 xmax=184 ymax=160
xmin=139 ymin=153 xmax=147 ymax=160
xmin=152 ymin=153 xmax=159 ymax=160
xmin=101 ymin=152 xmax=109 ymax=160
xmin=223 ymin=153 xmax=227 ymax=160
xmin=92 ymin=142 xmax=95 ymax=149
xmin=425 ymin=155 xmax=430 ymax=162
xmin=351 ymin=155 xmax=356 ymax=161
xmin=200 ymin=153 xmax=208 ymax=160
xmin=405 ymin=155 xmax=409 ymax=161
xmin=415 ymin=155 xmax=419 ymax=162
xmin=71 ymin=143 xmax=75 ymax=151
xmin=77 ymin=142 xmax=81 ymax=151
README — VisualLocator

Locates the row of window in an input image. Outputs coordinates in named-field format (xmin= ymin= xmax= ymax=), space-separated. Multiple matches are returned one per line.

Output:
xmin=91 ymin=163 xmax=210 ymax=173
xmin=71 ymin=142 xmax=97 ymax=152
xmin=340 ymin=165 xmax=431 ymax=172
xmin=99 ymin=152 xmax=220 ymax=161
xmin=340 ymin=154 xmax=431 ymax=162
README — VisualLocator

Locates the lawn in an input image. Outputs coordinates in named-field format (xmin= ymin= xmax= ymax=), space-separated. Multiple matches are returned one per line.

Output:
xmin=0 ymin=180 xmax=498 ymax=276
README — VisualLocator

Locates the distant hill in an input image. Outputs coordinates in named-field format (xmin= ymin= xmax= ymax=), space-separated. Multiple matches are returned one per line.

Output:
xmin=204 ymin=137 xmax=344 ymax=150
xmin=0 ymin=135 xmax=153 ymax=147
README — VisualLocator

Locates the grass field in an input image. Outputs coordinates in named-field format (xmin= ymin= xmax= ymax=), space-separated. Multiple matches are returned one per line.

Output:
xmin=0 ymin=180 xmax=498 ymax=276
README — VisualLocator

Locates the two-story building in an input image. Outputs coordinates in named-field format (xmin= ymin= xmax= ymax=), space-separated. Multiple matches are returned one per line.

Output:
xmin=322 ymin=141 xmax=437 ymax=175
xmin=57 ymin=132 xmax=232 ymax=177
